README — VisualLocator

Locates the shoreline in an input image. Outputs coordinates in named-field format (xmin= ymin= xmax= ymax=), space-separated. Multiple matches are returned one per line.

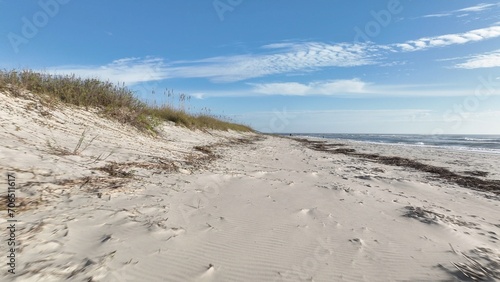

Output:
xmin=287 ymin=133 xmax=500 ymax=156
xmin=289 ymin=134 xmax=500 ymax=182
xmin=294 ymin=137 xmax=500 ymax=197
xmin=2 ymin=92 xmax=500 ymax=281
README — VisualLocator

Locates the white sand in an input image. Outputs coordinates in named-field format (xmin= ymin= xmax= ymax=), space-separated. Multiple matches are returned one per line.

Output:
xmin=1 ymin=91 xmax=499 ymax=281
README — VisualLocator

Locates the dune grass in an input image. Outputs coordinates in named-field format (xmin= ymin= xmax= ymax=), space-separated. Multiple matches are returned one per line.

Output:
xmin=0 ymin=70 xmax=253 ymax=133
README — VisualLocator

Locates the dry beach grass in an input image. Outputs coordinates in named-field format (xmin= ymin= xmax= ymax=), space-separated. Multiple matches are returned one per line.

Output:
xmin=0 ymin=70 xmax=253 ymax=133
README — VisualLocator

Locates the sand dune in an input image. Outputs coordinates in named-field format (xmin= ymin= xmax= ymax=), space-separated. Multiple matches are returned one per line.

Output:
xmin=1 ymin=91 xmax=500 ymax=281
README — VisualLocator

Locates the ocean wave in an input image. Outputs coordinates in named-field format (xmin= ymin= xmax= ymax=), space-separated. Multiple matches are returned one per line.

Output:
xmin=290 ymin=133 xmax=500 ymax=154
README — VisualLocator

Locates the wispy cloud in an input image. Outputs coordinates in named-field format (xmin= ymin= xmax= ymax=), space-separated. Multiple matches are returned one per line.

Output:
xmin=45 ymin=57 xmax=168 ymax=85
xmin=454 ymin=49 xmax=500 ymax=69
xmin=45 ymin=26 xmax=500 ymax=85
xmin=240 ymin=108 xmax=432 ymax=118
xmin=421 ymin=2 xmax=500 ymax=18
xmin=168 ymin=42 xmax=377 ymax=82
xmin=238 ymin=109 xmax=437 ymax=133
xmin=393 ymin=26 xmax=500 ymax=52
xmin=192 ymin=79 xmax=487 ymax=97
xmin=251 ymin=79 xmax=367 ymax=96
xmin=457 ymin=3 xmax=498 ymax=13
xmin=46 ymin=42 xmax=378 ymax=83
xmin=422 ymin=13 xmax=452 ymax=19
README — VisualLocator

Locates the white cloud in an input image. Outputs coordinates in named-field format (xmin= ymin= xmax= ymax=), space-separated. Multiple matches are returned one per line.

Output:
xmin=380 ymin=61 xmax=407 ymax=67
xmin=261 ymin=42 xmax=297 ymax=49
xmin=393 ymin=26 xmax=500 ymax=51
xmin=242 ymin=109 xmax=432 ymax=117
xmin=251 ymin=79 xmax=367 ymax=96
xmin=167 ymin=42 xmax=377 ymax=82
xmin=45 ymin=43 xmax=377 ymax=84
xmin=191 ymin=92 xmax=206 ymax=99
xmin=422 ymin=13 xmax=452 ymax=18
xmin=457 ymin=3 xmax=497 ymax=13
xmin=455 ymin=49 xmax=500 ymax=69
xmin=241 ymin=109 xmax=437 ymax=133
xmin=221 ymin=79 xmax=495 ymax=97
xmin=252 ymin=82 xmax=311 ymax=95
xmin=420 ymin=3 xmax=499 ymax=18
xmin=43 ymin=26 xmax=500 ymax=85
xmin=317 ymin=80 xmax=366 ymax=94
xmin=45 ymin=57 xmax=169 ymax=85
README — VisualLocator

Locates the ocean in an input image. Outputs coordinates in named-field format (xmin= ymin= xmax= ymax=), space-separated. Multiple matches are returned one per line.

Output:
xmin=290 ymin=134 xmax=500 ymax=154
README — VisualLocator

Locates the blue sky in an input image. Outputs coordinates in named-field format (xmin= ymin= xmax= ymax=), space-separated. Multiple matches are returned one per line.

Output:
xmin=2 ymin=0 xmax=500 ymax=134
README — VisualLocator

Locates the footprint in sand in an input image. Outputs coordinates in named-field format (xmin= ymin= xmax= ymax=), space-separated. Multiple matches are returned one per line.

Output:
xmin=349 ymin=238 xmax=366 ymax=251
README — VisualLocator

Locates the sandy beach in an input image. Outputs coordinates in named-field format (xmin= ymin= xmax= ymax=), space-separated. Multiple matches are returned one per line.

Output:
xmin=1 ymin=90 xmax=500 ymax=281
